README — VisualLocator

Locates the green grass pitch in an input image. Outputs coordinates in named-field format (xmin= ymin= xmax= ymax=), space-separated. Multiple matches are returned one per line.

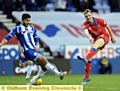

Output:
xmin=0 ymin=74 xmax=120 ymax=91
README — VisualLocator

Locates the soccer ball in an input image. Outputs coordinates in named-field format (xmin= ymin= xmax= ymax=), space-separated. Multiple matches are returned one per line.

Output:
xmin=35 ymin=78 xmax=42 ymax=85
xmin=31 ymin=76 xmax=42 ymax=85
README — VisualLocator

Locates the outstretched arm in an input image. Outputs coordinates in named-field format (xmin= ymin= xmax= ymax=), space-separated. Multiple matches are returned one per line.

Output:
xmin=0 ymin=39 xmax=8 ymax=47
xmin=18 ymin=42 xmax=22 ymax=54
xmin=106 ymin=25 xmax=116 ymax=43
xmin=0 ymin=27 xmax=17 ymax=47
xmin=84 ymin=28 xmax=94 ymax=44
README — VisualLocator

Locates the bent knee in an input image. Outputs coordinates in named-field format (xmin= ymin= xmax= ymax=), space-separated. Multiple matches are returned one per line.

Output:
xmin=20 ymin=63 xmax=26 ymax=68
xmin=91 ymin=44 xmax=98 ymax=48
xmin=28 ymin=60 xmax=33 ymax=66
xmin=91 ymin=42 xmax=105 ymax=49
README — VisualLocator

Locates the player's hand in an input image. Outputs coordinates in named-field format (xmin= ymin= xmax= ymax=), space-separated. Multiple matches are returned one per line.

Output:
xmin=35 ymin=47 xmax=39 ymax=51
xmin=35 ymin=45 xmax=40 ymax=51
xmin=0 ymin=43 xmax=1 ymax=47
xmin=20 ymin=53 xmax=25 ymax=58
xmin=89 ymin=38 xmax=94 ymax=44
xmin=111 ymin=38 xmax=116 ymax=44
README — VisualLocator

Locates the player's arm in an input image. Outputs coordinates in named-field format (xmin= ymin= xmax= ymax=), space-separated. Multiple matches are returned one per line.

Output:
xmin=0 ymin=39 xmax=8 ymax=47
xmin=84 ymin=28 xmax=94 ymax=43
xmin=0 ymin=27 xmax=17 ymax=47
xmin=106 ymin=25 xmax=116 ymax=43
xmin=18 ymin=42 xmax=25 ymax=58
xmin=33 ymin=26 xmax=40 ymax=51
xmin=33 ymin=26 xmax=39 ymax=44
xmin=18 ymin=42 xmax=22 ymax=53
xmin=99 ymin=18 xmax=116 ymax=44
xmin=30 ymin=24 xmax=40 ymax=47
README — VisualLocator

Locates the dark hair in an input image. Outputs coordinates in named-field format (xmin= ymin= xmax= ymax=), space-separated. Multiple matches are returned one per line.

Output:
xmin=22 ymin=13 xmax=31 ymax=20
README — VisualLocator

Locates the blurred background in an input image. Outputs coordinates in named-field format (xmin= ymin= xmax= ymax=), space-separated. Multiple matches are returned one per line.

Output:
xmin=0 ymin=0 xmax=120 ymax=76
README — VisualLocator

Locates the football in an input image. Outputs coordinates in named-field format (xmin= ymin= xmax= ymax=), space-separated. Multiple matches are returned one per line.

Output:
xmin=31 ymin=76 xmax=42 ymax=85
xmin=35 ymin=78 xmax=42 ymax=85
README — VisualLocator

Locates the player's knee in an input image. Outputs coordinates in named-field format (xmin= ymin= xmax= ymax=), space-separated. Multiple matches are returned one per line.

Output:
xmin=91 ymin=43 xmax=102 ymax=49
xmin=91 ymin=44 xmax=97 ymax=48
xmin=28 ymin=60 xmax=33 ymax=66
xmin=20 ymin=63 xmax=26 ymax=68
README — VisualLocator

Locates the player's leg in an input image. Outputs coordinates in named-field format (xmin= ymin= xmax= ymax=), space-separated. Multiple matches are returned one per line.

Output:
xmin=19 ymin=62 xmax=26 ymax=68
xmin=28 ymin=55 xmax=67 ymax=85
xmin=85 ymin=34 xmax=110 ymax=62
xmin=77 ymin=38 xmax=105 ymax=63
xmin=26 ymin=60 xmax=34 ymax=80
xmin=19 ymin=59 xmax=28 ymax=75
xmin=19 ymin=57 xmax=27 ymax=68
xmin=36 ymin=55 xmax=67 ymax=80
xmin=81 ymin=49 xmax=100 ymax=84
xmin=84 ymin=49 xmax=99 ymax=77
xmin=30 ymin=66 xmax=47 ymax=84
xmin=80 ymin=38 xmax=105 ymax=84
xmin=37 ymin=50 xmax=67 ymax=79
xmin=19 ymin=57 xmax=33 ymax=80
xmin=84 ymin=35 xmax=110 ymax=79
xmin=86 ymin=38 xmax=105 ymax=60
xmin=26 ymin=50 xmax=67 ymax=85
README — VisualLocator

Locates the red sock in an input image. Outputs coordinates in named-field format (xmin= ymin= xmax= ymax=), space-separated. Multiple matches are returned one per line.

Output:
xmin=85 ymin=63 xmax=92 ymax=78
xmin=86 ymin=48 xmax=96 ymax=60
xmin=84 ymin=48 xmax=96 ymax=78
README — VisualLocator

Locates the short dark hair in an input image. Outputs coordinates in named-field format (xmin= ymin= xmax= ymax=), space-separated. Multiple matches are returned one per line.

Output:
xmin=22 ymin=13 xmax=31 ymax=20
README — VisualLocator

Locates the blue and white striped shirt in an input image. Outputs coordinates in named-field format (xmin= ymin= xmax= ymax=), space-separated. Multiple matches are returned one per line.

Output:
xmin=5 ymin=24 xmax=39 ymax=52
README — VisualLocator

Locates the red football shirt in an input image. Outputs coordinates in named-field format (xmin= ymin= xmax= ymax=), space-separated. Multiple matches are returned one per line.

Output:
xmin=82 ymin=17 xmax=109 ymax=39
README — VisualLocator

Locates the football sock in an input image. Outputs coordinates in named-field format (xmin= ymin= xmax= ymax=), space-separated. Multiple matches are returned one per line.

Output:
xmin=26 ymin=65 xmax=32 ymax=79
xmin=45 ymin=63 xmax=61 ymax=76
xmin=84 ymin=48 xmax=96 ymax=79
xmin=85 ymin=61 xmax=92 ymax=78
xmin=86 ymin=48 xmax=96 ymax=60
xmin=36 ymin=66 xmax=46 ymax=77
xmin=31 ymin=66 xmax=46 ymax=84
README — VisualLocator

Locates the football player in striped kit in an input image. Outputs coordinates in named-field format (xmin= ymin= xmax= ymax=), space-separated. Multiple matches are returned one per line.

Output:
xmin=0 ymin=13 xmax=67 ymax=85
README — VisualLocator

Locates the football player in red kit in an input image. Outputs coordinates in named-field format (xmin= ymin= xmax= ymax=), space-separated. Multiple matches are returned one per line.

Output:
xmin=77 ymin=9 xmax=116 ymax=84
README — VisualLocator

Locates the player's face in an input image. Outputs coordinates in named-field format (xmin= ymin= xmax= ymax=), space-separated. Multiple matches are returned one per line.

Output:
xmin=22 ymin=18 xmax=31 ymax=27
xmin=84 ymin=12 xmax=93 ymax=23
